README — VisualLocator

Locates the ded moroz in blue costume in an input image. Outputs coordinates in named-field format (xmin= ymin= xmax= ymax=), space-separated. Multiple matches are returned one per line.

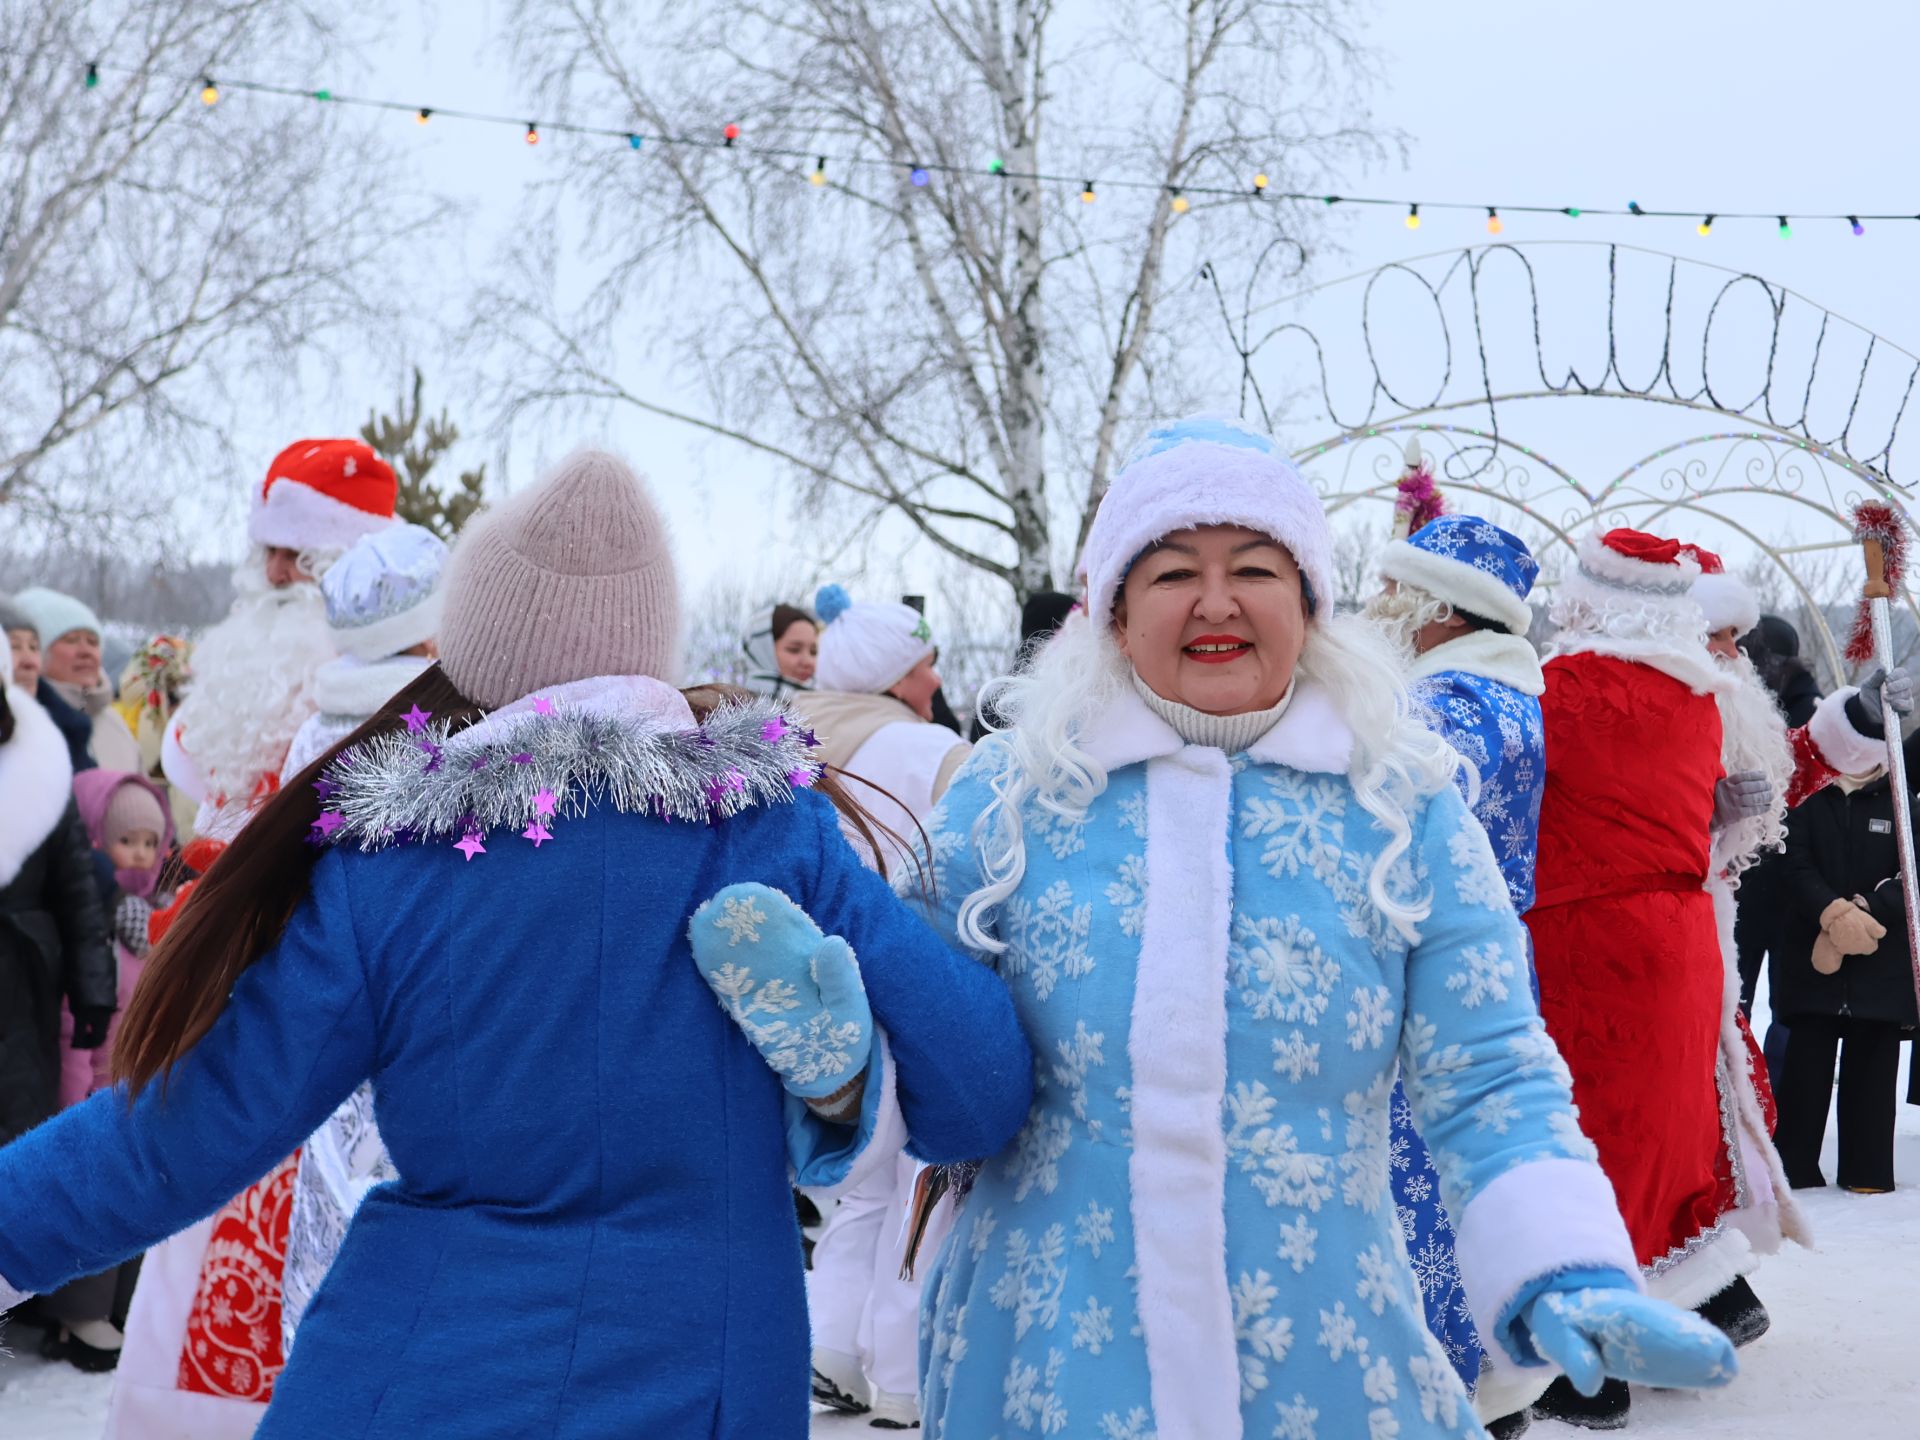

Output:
xmin=1370 ymin=514 xmax=1552 ymax=1422
xmin=0 ymin=450 xmax=1034 ymax=1439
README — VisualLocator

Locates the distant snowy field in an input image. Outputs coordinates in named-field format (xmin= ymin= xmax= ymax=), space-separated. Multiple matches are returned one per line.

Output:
xmin=8 ymin=1032 xmax=1918 ymax=1439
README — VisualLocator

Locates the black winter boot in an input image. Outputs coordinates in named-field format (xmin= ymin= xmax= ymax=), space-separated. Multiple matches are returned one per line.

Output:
xmin=1532 ymin=1375 xmax=1630 ymax=1430
xmin=1485 ymin=1409 xmax=1532 ymax=1438
xmin=1695 ymin=1274 xmax=1770 ymax=1348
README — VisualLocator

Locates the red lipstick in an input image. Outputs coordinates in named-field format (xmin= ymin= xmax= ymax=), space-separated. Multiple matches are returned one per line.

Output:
xmin=1183 ymin=633 xmax=1253 ymax=664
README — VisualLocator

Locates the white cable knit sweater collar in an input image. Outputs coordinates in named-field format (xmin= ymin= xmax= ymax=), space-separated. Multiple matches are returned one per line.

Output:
xmin=1128 ymin=670 xmax=1295 ymax=752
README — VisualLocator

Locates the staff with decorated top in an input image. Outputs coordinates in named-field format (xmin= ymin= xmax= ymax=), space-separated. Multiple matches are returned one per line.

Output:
xmin=903 ymin=415 xmax=1734 ymax=1440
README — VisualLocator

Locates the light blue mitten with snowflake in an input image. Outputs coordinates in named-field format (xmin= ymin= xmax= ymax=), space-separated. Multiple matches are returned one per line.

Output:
xmin=688 ymin=882 xmax=873 ymax=1101
xmin=1520 ymin=1277 xmax=1737 ymax=1395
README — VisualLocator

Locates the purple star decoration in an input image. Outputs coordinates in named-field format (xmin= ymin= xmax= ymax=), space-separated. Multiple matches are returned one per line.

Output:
xmin=705 ymin=768 xmax=748 ymax=808
xmin=532 ymin=788 xmax=557 ymax=818
xmin=760 ymin=716 xmax=789 ymax=744
xmin=788 ymin=767 xmax=816 ymax=789
xmin=313 ymin=777 xmax=339 ymax=801
xmin=454 ymin=831 xmax=486 ymax=861
xmin=531 ymin=695 xmax=554 ymax=716
xmin=403 ymin=703 xmax=432 ymax=733
xmin=523 ymin=821 xmax=553 ymax=848
xmin=309 ymin=811 xmax=344 ymax=841
xmin=510 ymin=752 xmax=533 ymax=765
xmin=418 ymin=739 xmax=444 ymax=775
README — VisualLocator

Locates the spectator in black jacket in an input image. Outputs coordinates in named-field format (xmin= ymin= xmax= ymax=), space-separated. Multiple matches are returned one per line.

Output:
xmin=1734 ymin=615 xmax=1821 ymax=1026
xmin=1770 ymin=730 xmax=1920 ymax=1193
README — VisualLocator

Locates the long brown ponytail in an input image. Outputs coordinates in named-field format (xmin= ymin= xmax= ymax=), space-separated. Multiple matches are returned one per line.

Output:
xmin=114 ymin=670 xmax=915 ymax=1097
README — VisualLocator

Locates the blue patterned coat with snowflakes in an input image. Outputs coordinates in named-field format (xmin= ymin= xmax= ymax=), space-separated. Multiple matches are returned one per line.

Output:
xmin=906 ymin=675 xmax=1631 ymax=1440
xmin=1388 ymin=629 xmax=1551 ymax=1401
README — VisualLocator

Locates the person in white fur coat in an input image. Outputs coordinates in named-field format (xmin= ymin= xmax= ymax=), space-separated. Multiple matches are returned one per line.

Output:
xmin=790 ymin=584 xmax=972 ymax=1428
xmin=903 ymin=416 xmax=1735 ymax=1440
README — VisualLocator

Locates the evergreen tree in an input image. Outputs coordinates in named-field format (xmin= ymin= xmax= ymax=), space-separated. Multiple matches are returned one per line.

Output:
xmin=361 ymin=369 xmax=488 ymax=539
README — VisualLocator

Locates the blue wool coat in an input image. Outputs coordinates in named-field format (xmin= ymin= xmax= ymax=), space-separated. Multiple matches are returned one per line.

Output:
xmin=0 ymin=686 xmax=1033 ymax=1439
xmin=906 ymin=677 xmax=1629 ymax=1440
xmin=1392 ymin=638 xmax=1549 ymax=1394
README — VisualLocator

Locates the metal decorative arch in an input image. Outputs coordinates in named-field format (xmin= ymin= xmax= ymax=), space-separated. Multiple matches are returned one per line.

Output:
xmin=1208 ymin=241 xmax=1920 ymax=681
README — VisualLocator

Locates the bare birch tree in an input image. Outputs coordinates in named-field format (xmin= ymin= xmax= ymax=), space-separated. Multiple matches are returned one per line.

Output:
xmin=482 ymin=0 xmax=1391 ymax=600
xmin=0 ymin=0 xmax=436 ymax=537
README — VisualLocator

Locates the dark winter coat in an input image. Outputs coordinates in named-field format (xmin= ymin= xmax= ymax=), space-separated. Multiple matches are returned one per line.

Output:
xmin=34 ymin=676 xmax=97 ymax=773
xmin=0 ymin=688 xmax=116 ymax=1147
xmin=1771 ymin=736 xmax=1920 ymax=1028
xmin=1774 ymin=665 xmax=1821 ymax=729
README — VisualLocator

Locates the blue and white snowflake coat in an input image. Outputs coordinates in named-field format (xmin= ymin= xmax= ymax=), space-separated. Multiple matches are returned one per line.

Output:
xmin=1390 ymin=632 xmax=1551 ymax=1397
xmin=906 ymin=678 xmax=1629 ymax=1440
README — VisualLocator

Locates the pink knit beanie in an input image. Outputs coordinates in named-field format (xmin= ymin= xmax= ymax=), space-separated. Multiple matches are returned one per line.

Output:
xmin=438 ymin=449 xmax=682 ymax=709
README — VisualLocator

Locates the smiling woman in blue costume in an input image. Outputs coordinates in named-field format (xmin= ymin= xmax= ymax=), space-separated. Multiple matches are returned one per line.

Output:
xmin=897 ymin=416 xmax=1738 ymax=1440
xmin=0 ymin=450 xmax=1033 ymax=1439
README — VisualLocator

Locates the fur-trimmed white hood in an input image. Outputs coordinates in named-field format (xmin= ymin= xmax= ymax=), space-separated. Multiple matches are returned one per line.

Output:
xmin=311 ymin=653 xmax=436 ymax=722
xmin=1080 ymin=674 xmax=1354 ymax=775
xmin=0 ymin=684 xmax=75 ymax=886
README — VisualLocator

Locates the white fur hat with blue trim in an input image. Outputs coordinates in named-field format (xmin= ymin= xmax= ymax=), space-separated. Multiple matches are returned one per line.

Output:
xmin=321 ymin=522 xmax=449 ymax=661
xmin=1078 ymin=414 xmax=1333 ymax=624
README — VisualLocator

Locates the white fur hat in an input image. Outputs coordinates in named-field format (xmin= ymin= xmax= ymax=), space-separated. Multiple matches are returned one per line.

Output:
xmin=321 ymin=523 xmax=449 ymax=661
xmin=1556 ymin=528 xmax=1704 ymax=618
xmin=1692 ymin=570 xmax=1760 ymax=638
xmin=1078 ymin=414 xmax=1332 ymax=623
xmin=812 ymin=584 xmax=934 ymax=694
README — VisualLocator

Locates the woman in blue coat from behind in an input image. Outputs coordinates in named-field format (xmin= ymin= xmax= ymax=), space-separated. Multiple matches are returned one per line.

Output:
xmin=0 ymin=450 xmax=1034 ymax=1439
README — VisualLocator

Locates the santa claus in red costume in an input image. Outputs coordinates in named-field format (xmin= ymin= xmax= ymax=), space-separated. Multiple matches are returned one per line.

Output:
xmin=1525 ymin=529 xmax=1773 ymax=1428
xmin=163 ymin=439 xmax=398 ymax=841
xmin=118 ymin=439 xmax=394 ymax=1440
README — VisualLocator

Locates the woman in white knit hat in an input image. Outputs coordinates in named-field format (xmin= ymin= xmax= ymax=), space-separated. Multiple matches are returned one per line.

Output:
xmin=0 ymin=449 xmax=1033 ymax=1440
xmin=897 ymin=415 xmax=1737 ymax=1440
xmin=791 ymin=583 xmax=971 ymax=1428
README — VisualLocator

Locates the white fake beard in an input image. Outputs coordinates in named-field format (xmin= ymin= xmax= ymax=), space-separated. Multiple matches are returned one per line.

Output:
xmin=1362 ymin=586 xmax=1451 ymax=663
xmin=174 ymin=559 xmax=337 ymax=803
xmin=1714 ymin=650 xmax=1794 ymax=879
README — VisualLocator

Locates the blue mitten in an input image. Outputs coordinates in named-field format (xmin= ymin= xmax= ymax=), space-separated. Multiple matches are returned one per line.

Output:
xmin=688 ymin=882 xmax=873 ymax=1099
xmin=1524 ymin=1283 xmax=1737 ymax=1396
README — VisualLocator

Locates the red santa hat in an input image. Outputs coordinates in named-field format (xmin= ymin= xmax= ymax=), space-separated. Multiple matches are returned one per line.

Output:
xmin=1684 ymin=546 xmax=1761 ymax=638
xmin=1557 ymin=527 xmax=1705 ymax=617
xmin=248 ymin=438 xmax=398 ymax=553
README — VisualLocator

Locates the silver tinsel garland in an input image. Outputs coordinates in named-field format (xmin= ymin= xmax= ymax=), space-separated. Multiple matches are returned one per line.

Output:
xmin=315 ymin=696 xmax=822 ymax=851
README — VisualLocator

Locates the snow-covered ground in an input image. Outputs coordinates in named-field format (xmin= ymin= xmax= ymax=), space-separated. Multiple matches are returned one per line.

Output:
xmin=8 ymin=1044 xmax=1918 ymax=1439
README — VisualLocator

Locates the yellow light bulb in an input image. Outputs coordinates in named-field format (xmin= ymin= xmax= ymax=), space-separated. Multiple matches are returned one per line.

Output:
xmin=1486 ymin=212 xmax=1503 ymax=235
xmin=1697 ymin=221 xmax=1711 ymax=237
xmin=1405 ymin=208 xmax=1421 ymax=230
xmin=1254 ymin=172 xmax=1268 ymax=190
xmin=200 ymin=81 xmax=219 ymax=106
xmin=1171 ymin=193 xmax=1190 ymax=214
xmin=810 ymin=170 xmax=827 ymax=187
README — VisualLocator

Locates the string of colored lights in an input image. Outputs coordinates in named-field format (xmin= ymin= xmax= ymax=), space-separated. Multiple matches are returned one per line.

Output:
xmin=72 ymin=56 xmax=1920 ymax=235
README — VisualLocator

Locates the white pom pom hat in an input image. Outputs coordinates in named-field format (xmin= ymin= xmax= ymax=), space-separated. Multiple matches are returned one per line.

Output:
xmin=812 ymin=583 xmax=936 ymax=695
xmin=1691 ymin=561 xmax=1760 ymax=638
xmin=1078 ymin=414 xmax=1333 ymax=623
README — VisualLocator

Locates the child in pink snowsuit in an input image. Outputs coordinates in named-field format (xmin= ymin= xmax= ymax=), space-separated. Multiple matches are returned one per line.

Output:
xmin=57 ymin=770 xmax=173 ymax=1106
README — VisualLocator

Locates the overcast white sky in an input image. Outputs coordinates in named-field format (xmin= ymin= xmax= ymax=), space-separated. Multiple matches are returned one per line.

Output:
xmin=207 ymin=0 xmax=1920 ymax=622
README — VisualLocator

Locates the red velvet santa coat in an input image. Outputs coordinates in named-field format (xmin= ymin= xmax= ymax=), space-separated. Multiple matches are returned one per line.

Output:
xmin=1526 ymin=652 xmax=1735 ymax=1301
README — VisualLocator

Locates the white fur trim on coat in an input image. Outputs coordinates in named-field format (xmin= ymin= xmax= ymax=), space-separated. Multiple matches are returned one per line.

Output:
xmin=1547 ymin=631 xmax=1735 ymax=699
xmin=0 ymin=684 xmax=75 ymax=887
xmin=1407 ymin=629 xmax=1546 ymax=698
xmin=1128 ymin=745 xmax=1241 ymax=1440
xmin=1646 ymin=1225 xmax=1754 ymax=1310
xmin=1692 ymin=572 xmax=1760 ymax=638
xmin=249 ymin=477 xmax=395 ymax=552
xmin=1807 ymin=686 xmax=1885 ymax=777
xmin=1707 ymin=876 xmax=1810 ymax=1254
xmin=1379 ymin=539 xmax=1534 ymax=636
xmin=1454 ymin=1156 xmax=1641 ymax=1363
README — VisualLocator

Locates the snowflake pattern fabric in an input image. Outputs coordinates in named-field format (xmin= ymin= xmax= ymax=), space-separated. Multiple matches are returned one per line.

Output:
xmin=904 ymin=735 xmax=1595 ymax=1440
xmin=1391 ymin=665 xmax=1548 ymax=1392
